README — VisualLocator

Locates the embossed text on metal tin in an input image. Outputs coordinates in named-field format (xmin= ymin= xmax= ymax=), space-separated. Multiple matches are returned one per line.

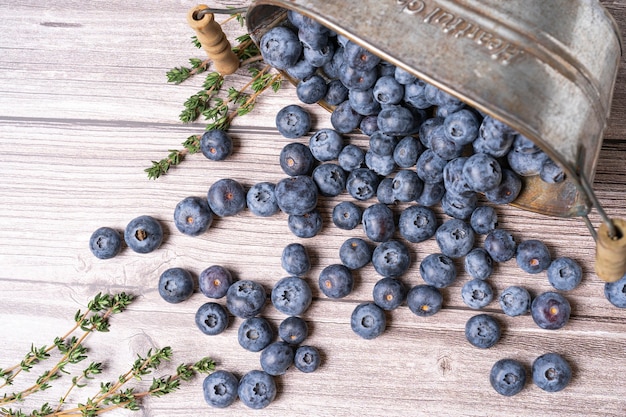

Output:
xmin=395 ymin=0 xmax=523 ymax=64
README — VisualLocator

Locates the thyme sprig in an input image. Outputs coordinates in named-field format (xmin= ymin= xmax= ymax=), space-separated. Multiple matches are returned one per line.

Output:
xmin=0 ymin=293 xmax=214 ymax=417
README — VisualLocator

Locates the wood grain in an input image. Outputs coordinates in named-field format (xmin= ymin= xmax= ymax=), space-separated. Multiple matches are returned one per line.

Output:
xmin=1 ymin=1 xmax=626 ymax=416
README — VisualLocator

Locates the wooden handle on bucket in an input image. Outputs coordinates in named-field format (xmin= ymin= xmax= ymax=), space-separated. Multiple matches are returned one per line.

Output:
xmin=187 ymin=5 xmax=240 ymax=75
xmin=595 ymin=218 xmax=626 ymax=282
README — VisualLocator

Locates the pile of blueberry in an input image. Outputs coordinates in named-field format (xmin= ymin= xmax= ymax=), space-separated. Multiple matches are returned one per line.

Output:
xmin=87 ymin=8 xmax=626 ymax=407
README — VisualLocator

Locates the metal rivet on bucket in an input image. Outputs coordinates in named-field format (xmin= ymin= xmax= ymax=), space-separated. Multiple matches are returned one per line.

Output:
xmin=244 ymin=0 xmax=624 ymax=280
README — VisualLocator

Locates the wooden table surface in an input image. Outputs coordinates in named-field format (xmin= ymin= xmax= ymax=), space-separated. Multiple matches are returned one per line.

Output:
xmin=2 ymin=1 xmax=626 ymax=416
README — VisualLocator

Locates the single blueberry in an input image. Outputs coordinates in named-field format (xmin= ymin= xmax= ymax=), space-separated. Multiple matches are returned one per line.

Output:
xmin=346 ymin=168 xmax=380 ymax=201
xmin=398 ymin=205 xmax=438 ymax=243
xmin=279 ymin=142 xmax=315 ymax=177
xmin=207 ymin=178 xmax=246 ymax=217
xmin=322 ymin=45 xmax=345 ymax=79
xmin=362 ymin=203 xmax=396 ymax=242
xmin=274 ymin=175 xmax=318 ymax=215
xmin=200 ymin=129 xmax=233 ymax=161
xmin=324 ymin=78 xmax=349 ymax=106
xmin=377 ymin=104 xmax=418 ymax=136
xmin=351 ymin=302 xmax=386 ymax=340
xmin=484 ymin=168 xmax=522 ymax=205
xmin=441 ymin=191 xmax=478 ymax=221
xmin=376 ymin=177 xmax=396 ymax=205
xmin=359 ymin=115 xmax=380 ymax=136
xmin=465 ymin=314 xmax=501 ymax=349
xmin=462 ymin=153 xmax=503 ymax=192
xmin=285 ymin=56 xmax=316 ymax=80
xmin=499 ymin=286 xmax=531 ymax=316
xmin=332 ymin=201 xmax=362 ymax=230
xmin=531 ymin=291 xmax=571 ymax=330
xmin=416 ymin=149 xmax=447 ymax=184
xmin=392 ymin=169 xmax=423 ymax=202
xmin=296 ymin=74 xmax=328 ymax=104
xmin=470 ymin=206 xmax=498 ymax=235
xmin=275 ymin=104 xmax=311 ymax=139
xmin=343 ymin=40 xmax=381 ymax=71
xmin=372 ymin=240 xmax=411 ymax=278
xmin=288 ymin=209 xmax=323 ymax=238
xmin=124 ymin=215 xmax=163 ymax=254
xmin=373 ymin=75 xmax=404 ymax=105
xmin=404 ymin=79 xmax=430 ymax=109
xmin=547 ymin=257 xmax=582 ymax=291
xmin=461 ymin=278 xmax=494 ymax=309
xmin=490 ymin=359 xmax=527 ymax=397
xmin=507 ymin=148 xmax=550 ymax=177
xmin=349 ymin=88 xmax=381 ymax=116
xmin=464 ymin=248 xmax=494 ymax=280
xmin=365 ymin=149 xmax=396 ymax=176
xmin=484 ymin=228 xmax=516 ymax=262
xmin=238 ymin=370 xmax=276 ymax=409
xmin=312 ymin=163 xmax=347 ymax=197
xmin=271 ymin=276 xmax=312 ymax=316
xmin=260 ymin=26 xmax=302 ymax=70
xmin=331 ymin=100 xmax=363 ymax=133
xmin=158 ymin=267 xmax=194 ymax=304
xmin=516 ymin=239 xmax=551 ymax=274
xmin=279 ymin=316 xmax=308 ymax=345
xmin=202 ymin=370 xmax=238 ymax=408
xmin=369 ymin=131 xmax=399 ymax=156
xmin=540 ymin=158 xmax=566 ymax=183
xmin=338 ymin=144 xmax=365 ymax=172
xmin=443 ymin=108 xmax=480 ymax=145
xmin=303 ymin=42 xmax=335 ymax=67
xmin=281 ymin=243 xmax=311 ymax=276
xmin=443 ymin=157 xmax=474 ymax=197
xmin=373 ymin=277 xmax=407 ymax=310
xmin=338 ymin=62 xmax=378 ymax=91
xmin=474 ymin=115 xmax=516 ymax=158
xmin=406 ymin=284 xmax=443 ymax=317
xmin=195 ymin=302 xmax=229 ymax=336
xmin=173 ymin=196 xmax=213 ymax=236
xmin=298 ymin=27 xmax=329 ymax=50
xmin=419 ymin=253 xmax=457 ymax=288
xmin=89 ymin=227 xmax=122 ymax=259
xmin=238 ymin=317 xmax=273 ymax=352
xmin=319 ymin=264 xmax=354 ymax=298
xmin=435 ymin=218 xmax=475 ymax=259
xmin=294 ymin=345 xmax=321 ymax=373
xmin=418 ymin=116 xmax=444 ymax=148
xmin=246 ymin=182 xmax=279 ymax=217
xmin=430 ymin=125 xmax=464 ymax=161
xmin=260 ymin=341 xmax=295 ymax=376
xmin=226 ymin=280 xmax=266 ymax=319
xmin=198 ymin=265 xmax=233 ymax=299
xmin=394 ymin=66 xmax=417 ymax=84
xmin=416 ymin=181 xmax=446 ymax=207
xmin=309 ymin=129 xmax=344 ymax=162
xmin=339 ymin=237 xmax=373 ymax=270
xmin=532 ymin=353 xmax=572 ymax=392
xmin=393 ymin=135 xmax=423 ymax=168
xmin=604 ymin=272 xmax=626 ymax=308
xmin=512 ymin=134 xmax=541 ymax=154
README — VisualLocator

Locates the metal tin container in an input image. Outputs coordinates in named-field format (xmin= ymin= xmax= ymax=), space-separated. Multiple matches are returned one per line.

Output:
xmin=247 ymin=0 xmax=622 ymax=219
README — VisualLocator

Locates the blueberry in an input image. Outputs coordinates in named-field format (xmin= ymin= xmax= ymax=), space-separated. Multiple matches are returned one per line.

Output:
xmin=516 ymin=239 xmax=551 ymax=274
xmin=462 ymin=153 xmax=502 ymax=192
xmin=303 ymin=42 xmax=335 ymax=67
xmin=351 ymin=302 xmax=386 ymax=340
xmin=309 ymin=129 xmax=344 ymax=162
xmin=338 ymin=144 xmax=365 ymax=172
xmin=604 ymin=272 xmax=626 ymax=308
xmin=173 ymin=196 xmax=213 ymax=236
xmin=416 ymin=149 xmax=447 ymax=184
xmin=443 ymin=108 xmax=480 ymax=145
xmin=430 ymin=125 xmax=464 ymax=161
xmin=490 ymin=359 xmax=527 ymax=397
xmin=470 ymin=206 xmax=498 ymax=235
xmin=532 ymin=353 xmax=572 ymax=392
xmin=540 ymin=158 xmax=566 ymax=183
xmin=531 ymin=291 xmax=571 ymax=330
xmin=443 ymin=157 xmax=474 ymax=197
xmin=207 ymin=178 xmax=246 ymax=217
xmin=393 ymin=135 xmax=423 ymax=168
xmin=203 ymin=370 xmax=238 ymax=408
xmin=324 ymin=78 xmax=349 ymax=106
xmin=275 ymin=104 xmax=311 ymax=139
xmin=279 ymin=316 xmax=308 ymax=345
xmin=238 ymin=370 xmax=276 ymax=409
xmin=484 ymin=228 xmax=516 ymax=262
xmin=312 ymin=163 xmax=347 ymax=197
xmin=369 ymin=131 xmax=399 ymax=156
xmin=279 ymin=142 xmax=315 ymax=177
xmin=484 ymin=168 xmax=522 ymax=205
xmin=435 ymin=218 xmax=475 ymax=259
xmin=464 ymin=248 xmax=494 ymax=280
xmin=346 ymin=168 xmax=381 ymax=201
xmin=338 ymin=62 xmax=378 ymax=91
xmin=359 ymin=115 xmax=380 ymax=136
xmin=281 ymin=243 xmax=311 ymax=276
xmin=296 ymin=74 xmax=328 ymax=104
xmin=349 ymin=88 xmax=381 ymax=116
xmin=195 ymin=302 xmax=229 ymax=336
xmin=474 ymin=115 xmax=516 ymax=158
xmin=319 ymin=264 xmax=354 ymax=298
xmin=332 ymin=201 xmax=362 ymax=230
xmin=339 ymin=237 xmax=373 ymax=270
xmin=416 ymin=181 xmax=446 ymax=207
xmin=507 ymin=148 xmax=549 ymax=177
xmin=418 ymin=116 xmax=444 ymax=148
xmin=199 ymin=129 xmax=233 ymax=161
xmin=404 ymin=79 xmax=430 ymax=109
xmin=158 ymin=267 xmax=194 ymax=304
xmin=288 ymin=209 xmax=323 ymax=238
xmin=419 ymin=253 xmax=457 ymax=288
xmin=372 ymin=75 xmax=404 ymax=105
xmin=362 ymin=203 xmax=395 ymax=242
xmin=547 ymin=257 xmax=582 ymax=291
xmin=394 ymin=66 xmax=417 ymax=84
xmin=392 ymin=169 xmax=423 ymax=202
xmin=285 ymin=57 xmax=316 ymax=80
xmin=499 ymin=286 xmax=531 ymax=316
xmin=226 ymin=280 xmax=267 ymax=319
xmin=275 ymin=175 xmax=318 ymax=215
xmin=465 ymin=313 xmax=501 ymax=349
xmin=373 ymin=277 xmax=407 ymax=310
xmin=372 ymin=240 xmax=411 ymax=278
xmin=398 ymin=205 xmax=437 ymax=243
xmin=441 ymin=191 xmax=478 ymax=220
xmin=298 ymin=27 xmax=329 ymax=50
xmin=365 ymin=149 xmax=396 ymax=176
xmin=198 ymin=265 xmax=232 ymax=299
xmin=343 ymin=40 xmax=381 ymax=71
xmin=461 ymin=278 xmax=494 ymax=309
xmin=271 ymin=276 xmax=312 ymax=316
xmin=406 ymin=284 xmax=443 ymax=317
xmin=512 ymin=134 xmax=541 ymax=154
xmin=124 ymin=215 xmax=163 ymax=254
xmin=260 ymin=341 xmax=295 ymax=376
xmin=238 ymin=317 xmax=274 ymax=352
xmin=294 ymin=345 xmax=321 ymax=373
xmin=376 ymin=177 xmax=396 ymax=205
xmin=428 ymin=84 xmax=464 ymax=108
xmin=377 ymin=104 xmax=418 ymax=136
xmin=259 ymin=26 xmax=302 ymax=70
xmin=246 ymin=182 xmax=279 ymax=217
xmin=89 ymin=227 xmax=122 ymax=259
xmin=331 ymin=100 xmax=363 ymax=133
xmin=322 ymin=46 xmax=345 ymax=79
